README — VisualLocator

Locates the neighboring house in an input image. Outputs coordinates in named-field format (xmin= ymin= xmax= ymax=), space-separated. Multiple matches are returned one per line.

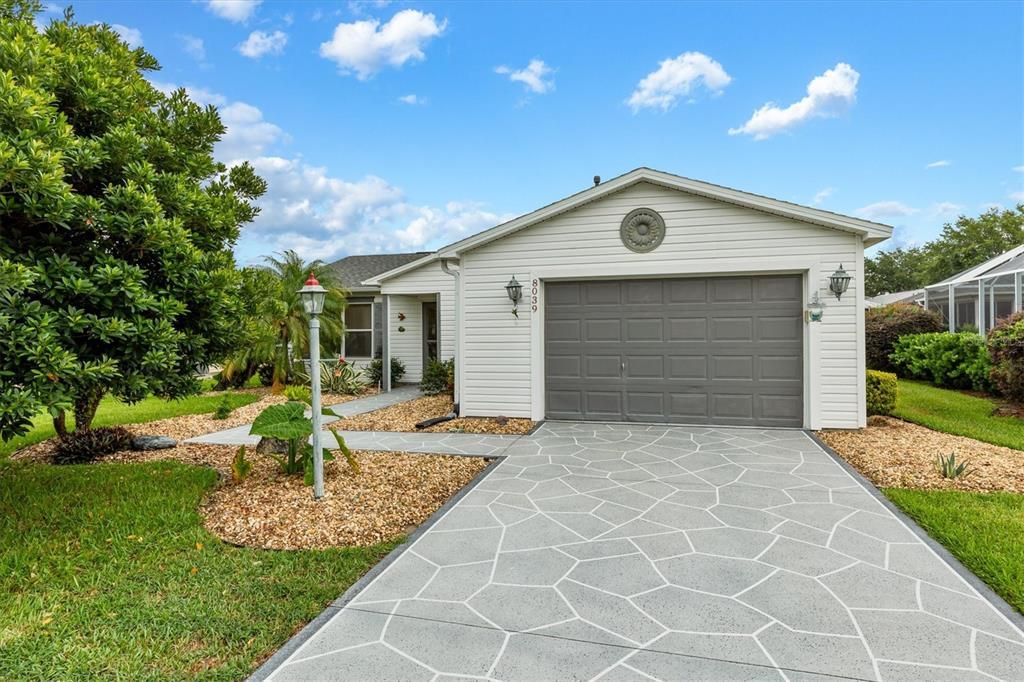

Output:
xmin=325 ymin=252 xmax=432 ymax=373
xmin=865 ymin=289 xmax=924 ymax=308
xmin=921 ymin=244 xmax=1024 ymax=333
xmin=361 ymin=168 xmax=893 ymax=429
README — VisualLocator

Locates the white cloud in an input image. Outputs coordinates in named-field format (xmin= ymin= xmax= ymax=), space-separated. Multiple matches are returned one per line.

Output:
xmin=931 ymin=202 xmax=963 ymax=216
xmin=627 ymin=52 xmax=731 ymax=112
xmin=179 ymin=34 xmax=206 ymax=62
xmin=926 ymin=159 xmax=951 ymax=169
xmin=243 ymin=156 xmax=511 ymax=260
xmin=812 ymin=187 xmax=834 ymax=206
xmin=1014 ymin=166 xmax=1024 ymax=173
xmin=729 ymin=62 xmax=859 ymax=140
xmin=398 ymin=94 xmax=425 ymax=105
xmin=218 ymin=102 xmax=286 ymax=161
xmin=1010 ymin=190 xmax=1024 ymax=202
xmin=238 ymin=30 xmax=288 ymax=58
xmin=495 ymin=59 xmax=555 ymax=94
xmin=319 ymin=9 xmax=446 ymax=80
xmin=109 ymin=24 xmax=142 ymax=48
xmin=205 ymin=0 xmax=261 ymax=23
xmin=855 ymin=200 xmax=918 ymax=220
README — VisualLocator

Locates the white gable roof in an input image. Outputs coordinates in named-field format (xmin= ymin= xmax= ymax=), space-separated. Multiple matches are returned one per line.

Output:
xmin=367 ymin=167 xmax=893 ymax=285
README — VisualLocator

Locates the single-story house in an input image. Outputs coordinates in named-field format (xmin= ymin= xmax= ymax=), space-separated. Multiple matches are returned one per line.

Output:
xmin=864 ymin=289 xmax=924 ymax=308
xmin=354 ymin=168 xmax=893 ymax=429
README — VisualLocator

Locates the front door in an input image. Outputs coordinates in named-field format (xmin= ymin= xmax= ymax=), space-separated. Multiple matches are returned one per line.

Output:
xmin=422 ymin=301 xmax=438 ymax=366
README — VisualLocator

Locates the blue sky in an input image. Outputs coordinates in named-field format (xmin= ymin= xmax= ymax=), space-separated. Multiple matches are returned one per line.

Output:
xmin=50 ymin=0 xmax=1024 ymax=264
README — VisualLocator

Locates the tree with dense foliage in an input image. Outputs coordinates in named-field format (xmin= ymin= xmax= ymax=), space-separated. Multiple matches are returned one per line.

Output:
xmin=219 ymin=251 xmax=346 ymax=389
xmin=987 ymin=311 xmax=1024 ymax=402
xmin=865 ymin=206 xmax=1024 ymax=296
xmin=0 ymin=1 xmax=266 ymax=439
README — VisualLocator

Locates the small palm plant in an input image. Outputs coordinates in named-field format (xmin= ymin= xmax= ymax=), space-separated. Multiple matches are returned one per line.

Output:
xmin=936 ymin=452 xmax=972 ymax=479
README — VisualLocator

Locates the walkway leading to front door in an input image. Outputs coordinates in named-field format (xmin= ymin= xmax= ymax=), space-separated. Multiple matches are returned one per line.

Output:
xmin=257 ymin=423 xmax=1024 ymax=681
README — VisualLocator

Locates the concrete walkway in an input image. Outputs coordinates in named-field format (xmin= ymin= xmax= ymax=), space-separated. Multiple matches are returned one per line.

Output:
xmin=187 ymin=385 xmax=423 ymax=447
xmin=255 ymin=422 xmax=1024 ymax=682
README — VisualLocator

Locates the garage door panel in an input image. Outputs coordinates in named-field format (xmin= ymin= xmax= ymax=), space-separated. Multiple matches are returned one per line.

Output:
xmin=584 ymin=281 xmax=622 ymax=305
xmin=712 ymin=355 xmax=755 ymax=381
xmin=584 ymin=319 xmax=621 ymax=342
xmin=713 ymin=394 xmax=755 ymax=420
xmin=585 ymin=355 xmax=622 ymax=378
xmin=547 ymin=355 xmax=582 ymax=378
xmin=758 ymin=276 xmax=803 ymax=301
xmin=626 ymin=318 xmax=664 ymax=342
xmin=626 ymin=392 xmax=664 ymax=417
xmin=759 ymin=316 xmax=802 ymax=341
xmin=669 ymin=318 xmax=708 ymax=341
xmin=545 ymin=275 xmax=803 ymax=426
xmin=712 ymin=278 xmax=754 ymax=302
xmin=711 ymin=318 xmax=754 ymax=342
xmin=585 ymin=391 xmax=622 ymax=416
xmin=668 ymin=355 xmax=708 ymax=380
xmin=761 ymin=395 xmax=803 ymax=420
xmin=670 ymin=393 xmax=710 ymax=419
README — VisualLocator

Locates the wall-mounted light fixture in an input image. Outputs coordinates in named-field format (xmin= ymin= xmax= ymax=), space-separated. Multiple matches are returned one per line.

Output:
xmin=505 ymin=275 xmax=523 ymax=318
xmin=829 ymin=264 xmax=852 ymax=301
xmin=806 ymin=292 xmax=825 ymax=322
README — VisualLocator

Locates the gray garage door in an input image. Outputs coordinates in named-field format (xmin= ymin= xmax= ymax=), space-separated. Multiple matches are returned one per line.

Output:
xmin=545 ymin=275 xmax=804 ymax=427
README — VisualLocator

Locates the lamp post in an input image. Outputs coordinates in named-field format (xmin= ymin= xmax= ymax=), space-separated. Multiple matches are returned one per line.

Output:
xmin=299 ymin=273 xmax=327 ymax=500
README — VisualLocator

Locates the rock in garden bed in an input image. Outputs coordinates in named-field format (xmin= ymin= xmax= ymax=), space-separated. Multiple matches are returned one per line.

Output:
xmin=818 ymin=416 xmax=1024 ymax=493
xmin=329 ymin=394 xmax=534 ymax=435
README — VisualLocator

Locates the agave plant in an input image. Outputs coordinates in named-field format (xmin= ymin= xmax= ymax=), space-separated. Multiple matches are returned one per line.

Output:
xmin=936 ymin=452 xmax=972 ymax=479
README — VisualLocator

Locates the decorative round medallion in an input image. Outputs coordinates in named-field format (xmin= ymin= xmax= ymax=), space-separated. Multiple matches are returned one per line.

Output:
xmin=620 ymin=207 xmax=666 ymax=253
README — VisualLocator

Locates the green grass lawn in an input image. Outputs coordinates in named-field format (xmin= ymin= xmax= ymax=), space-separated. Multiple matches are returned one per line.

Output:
xmin=0 ymin=392 xmax=261 ymax=459
xmin=0 ymin=461 xmax=399 ymax=680
xmin=885 ymin=488 xmax=1024 ymax=614
xmin=893 ymin=380 xmax=1024 ymax=451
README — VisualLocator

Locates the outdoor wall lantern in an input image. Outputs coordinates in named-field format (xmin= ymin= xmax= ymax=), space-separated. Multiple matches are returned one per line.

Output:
xmin=298 ymin=273 xmax=328 ymax=500
xmin=806 ymin=292 xmax=825 ymax=322
xmin=829 ymin=264 xmax=852 ymax=301
xmin=505 ymin=275 xmax=523 ymax=318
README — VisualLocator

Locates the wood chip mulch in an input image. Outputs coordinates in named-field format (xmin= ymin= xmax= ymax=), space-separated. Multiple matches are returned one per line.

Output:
xmin=201 ymin=449 xmax=488 ymax=550
xmin=10 ymin=389 xmax=375 ymax=464
xmin=817 ymin=416 xmax=1024 ymax=493
xmin=329 ymin=394 xmax=535 ymax=435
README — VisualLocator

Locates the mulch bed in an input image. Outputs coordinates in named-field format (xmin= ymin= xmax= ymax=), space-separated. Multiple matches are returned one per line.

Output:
xmin=10 ymin=388 xmax=375 ymax=464
xmin=330 ymin=394 xmax=535 ymax=435
xmin=818 ymin=416 xmax=1024 ymax=493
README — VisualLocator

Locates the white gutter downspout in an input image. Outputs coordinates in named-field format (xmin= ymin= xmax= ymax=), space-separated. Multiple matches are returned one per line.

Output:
xmin=440 ymin=257 xmax=461 ymax=415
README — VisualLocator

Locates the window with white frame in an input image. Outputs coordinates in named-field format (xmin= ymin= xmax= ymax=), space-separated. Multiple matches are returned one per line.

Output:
xmin=343 ymin=302 xmax=373 ymax=358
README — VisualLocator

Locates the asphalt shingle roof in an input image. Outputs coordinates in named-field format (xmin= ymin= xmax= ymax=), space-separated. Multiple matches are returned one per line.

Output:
xmin=326 ymin=252 xmax=432 ymax=290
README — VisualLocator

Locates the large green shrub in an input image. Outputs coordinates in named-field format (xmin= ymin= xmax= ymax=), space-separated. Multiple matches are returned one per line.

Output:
xmin=865 ymin=304 xmax=945 ymax=372
xmin=0 ymin=3 xmax=266 ymax=440
xmin=420 ymin=359 xmax=455 ymax=395
xmin=866 ymin=370 xmax=897 ymax=416
xmin=987 ymin=311 xmax=1024 ymax=401
xmin=890 ymin=332 xmax=991 ymax=391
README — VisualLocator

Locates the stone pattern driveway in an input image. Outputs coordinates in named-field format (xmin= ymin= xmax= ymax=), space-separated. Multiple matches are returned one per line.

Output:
xmin=261 ymin=423 xmax=1024 ymax=681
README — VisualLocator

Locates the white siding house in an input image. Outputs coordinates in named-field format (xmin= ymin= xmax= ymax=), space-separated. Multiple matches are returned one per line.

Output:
xmin=365 ymin=168 xmax=891 ymax=429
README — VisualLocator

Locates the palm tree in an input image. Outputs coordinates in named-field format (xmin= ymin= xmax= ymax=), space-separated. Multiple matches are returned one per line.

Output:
xmin=222 ymin=250 xmax=346 ymax=390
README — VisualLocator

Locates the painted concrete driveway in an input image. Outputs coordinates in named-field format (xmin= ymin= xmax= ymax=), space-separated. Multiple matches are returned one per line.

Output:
xmin=262 ymin=423 xmax=1024 ymax=681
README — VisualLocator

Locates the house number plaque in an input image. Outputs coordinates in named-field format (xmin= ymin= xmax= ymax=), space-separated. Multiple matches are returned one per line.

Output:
xmin=531 ymin=279 xmax=539 ymax=312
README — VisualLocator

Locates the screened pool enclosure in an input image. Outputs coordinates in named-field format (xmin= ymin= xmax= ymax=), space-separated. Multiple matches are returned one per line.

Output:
xmin=924 ymin=245 xmax=1024 ymax=333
